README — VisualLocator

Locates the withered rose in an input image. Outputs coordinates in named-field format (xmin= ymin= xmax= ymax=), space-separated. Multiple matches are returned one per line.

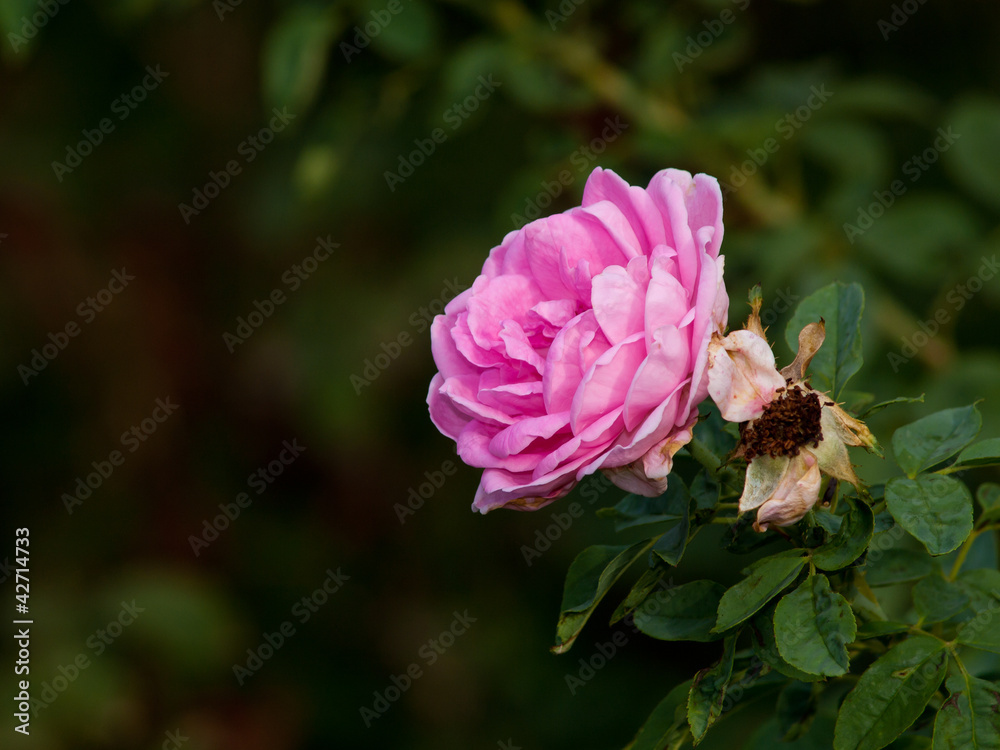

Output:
xmin=707 ymin=294 xmax=880 ymax=531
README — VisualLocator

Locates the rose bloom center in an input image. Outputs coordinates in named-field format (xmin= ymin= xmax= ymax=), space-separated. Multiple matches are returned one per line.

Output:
xmin=741 ymin=385 xmax=823 ymax=460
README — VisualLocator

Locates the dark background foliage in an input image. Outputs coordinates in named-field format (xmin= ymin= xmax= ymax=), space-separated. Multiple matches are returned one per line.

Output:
xmin=2 ymin=0 xmax=999 ymax=747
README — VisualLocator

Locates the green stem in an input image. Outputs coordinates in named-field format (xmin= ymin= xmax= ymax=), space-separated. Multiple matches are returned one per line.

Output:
xmin=710 ymin=516 xmax=740 ymax=525
xmin=949 ymin=528 xmax=985 ymax=581
xmin=687 ymin=437 xmax=722 ymax=474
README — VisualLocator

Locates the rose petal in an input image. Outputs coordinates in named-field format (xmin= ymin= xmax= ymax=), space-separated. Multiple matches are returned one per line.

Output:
xmin=754 ymin=452 xmax=821 ymax=531
xmin=542 ymin=311 xmax=608 ymax=413
xmin=623 ymin=324 xmax=690 ymax=431
xmin=571 ymin=332 xmax=646 ymax=435
xmin=706 ymin=329 xmax=785 ymax=423
xmin=582 ymin=167 xmax=667 ymax=253
xmin=467 ymin=274 xmax=545 ymax=350
xmin=427 ymin=372 xmax=470 ymax=440
xmin=591 ymin=265 xmax=646 ymax=345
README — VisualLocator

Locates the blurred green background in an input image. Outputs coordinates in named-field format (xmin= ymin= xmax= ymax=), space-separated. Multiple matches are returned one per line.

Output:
xmin=2 ymin=0 xmax=1000 ymax=747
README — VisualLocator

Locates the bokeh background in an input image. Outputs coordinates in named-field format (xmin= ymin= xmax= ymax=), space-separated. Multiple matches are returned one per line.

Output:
xmin=2 ymin=0 xmax=1000 ymax=747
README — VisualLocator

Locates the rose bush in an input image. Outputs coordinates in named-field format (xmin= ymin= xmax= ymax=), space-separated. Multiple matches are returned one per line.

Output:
xmin=427 ymin=167 xmax=729 ymax=512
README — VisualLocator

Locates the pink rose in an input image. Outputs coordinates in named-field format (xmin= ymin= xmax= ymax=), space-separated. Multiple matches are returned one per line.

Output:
xmin=427 ymin=167 xmax=729 ymax=513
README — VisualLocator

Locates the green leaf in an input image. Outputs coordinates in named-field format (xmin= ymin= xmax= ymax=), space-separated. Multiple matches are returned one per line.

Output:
xmin=751 ymin=605 xmax=824 ymax=682
xmin=956 ymin=608 xmax=1000 ymax=655
xmin=944 ymin=95 xmax=1000 ymax=211
xmin=784 ymin=281 xmax=865 ymax=398
xmin=932 ymin=675 xmax=1000 ymax=749
xmin=833 ymin=635 xmax=949 ymax=750
xmin=687 ymin=635 xmax=737 ymax=743
xmin=775 ymin=574 xmax=857 ymax=677
xmin=948 ymin=438 xmax=1000 ymax=471
xmin=690 ymin=469 xmax=720 ymax=512
xmin=814 ymin=508 xmax=844 ymax=536
xmin=912 ymin=574 xmax=970 ymax=624
xmin=625 ymin=679 xmax=693 ymax=750
xmin=814 ymin=496 xmax=875 ymax=570
xmin=552 ymin=541 xmax=651 ymax=653
xmin=692 ymin=401 xmax=739 ymax=459
xmin=262 ymin=5 xmax=338 ymax=116
xmin=597 ymin=480 xmax=688 ymax=533
xmin=362 ymin=0 xmax=438 ymax=62
xmin=864 ymin=547 xmax=934 ymax=586
xmin=891 ymin=405 xmax=982 ymax=478
xmin=634 ymin=581 xmax=726 ymax=642
xmin=741 ymin=548 xmax=808 ymax=576
xmin=611 ymin=567 xmax=668 ymax=625
xmin=722 ymin=513 xmax=781 ymax=554
xmin=777 ymin=681 xmax=818 ymax=741
xmin=715 ymin=553 xmax=808 ymax=632
xmin=859 ymin=394 xmax=925 ymax=419
xmin=886 ymin=475 xmax=975 ymax=556
xmin=976 ymin=483 xmax=1000 ymax=526
xmin=856 ymin=621 xmax=910 ymax=639
xmin=840 ymin=390 xmax=876 ymax=415
xmin=952 ymin=569 xmax=1000 ymax=625
xmin=744 ymin=714 xmax=837 ymax=750
xmin=978 ymin=483 xmax=1000 ymax=512
xmin=653 ymin=497 xmax=693 ymax=566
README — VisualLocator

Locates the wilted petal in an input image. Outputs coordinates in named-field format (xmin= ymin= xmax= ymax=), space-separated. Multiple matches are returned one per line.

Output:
xmin=707 ymin=330 xmax=786 ymax=423
xmin=810 ymin=406 xmax=862 ymax=487
xmin=739 ymin=454 xmax=790 ymax=513
xmin=780 ymin=320 xmax=826 ymax=383
xmin=753 ymin=452 xmax=822 ymax=531
xmin=824 ymin=400 xmax=883 ymax=457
